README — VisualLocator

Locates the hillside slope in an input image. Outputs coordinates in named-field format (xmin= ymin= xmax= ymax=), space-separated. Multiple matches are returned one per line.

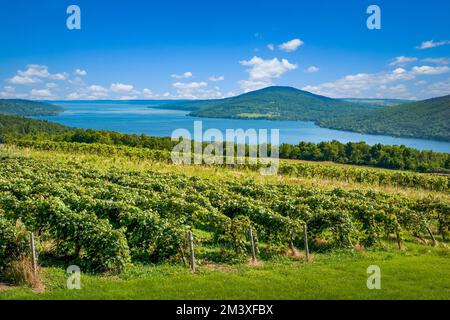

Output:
xmin=167 ymin=86 xmax=376 ymax=120
xmin=157 ymin=86 xmax=449 ymax=142
xmin=0 ymin=114 xmax=72 ymax=142
xmin=321 ymin=95 xmax=450 ymax=142
xmin=0 ymin=99 xmax=63 ymax=116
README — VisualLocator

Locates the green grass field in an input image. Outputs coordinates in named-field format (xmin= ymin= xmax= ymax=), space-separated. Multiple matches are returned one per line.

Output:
xmin=1 ymin=243 xmax=449 ymax=300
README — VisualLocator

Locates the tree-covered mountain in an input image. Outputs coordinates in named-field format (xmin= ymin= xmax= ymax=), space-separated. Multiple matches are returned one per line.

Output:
xmin=156 ymin=86 xmax=450 ymax=142
xmin=0 ymin=99 xmax=63 ymax=116
xmin=160 ymin=86 xmax=377 ymax=120
xmin=321 ymin=95 xmax=450 ymax=142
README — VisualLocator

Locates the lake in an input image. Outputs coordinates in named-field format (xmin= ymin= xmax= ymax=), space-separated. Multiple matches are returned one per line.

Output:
xmin=35 ymin=101 xmax=450 ymax=153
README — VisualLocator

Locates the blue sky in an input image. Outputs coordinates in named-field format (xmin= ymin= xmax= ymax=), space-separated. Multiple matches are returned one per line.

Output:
xmin=1 ymin=0 xmax=449 ymax=100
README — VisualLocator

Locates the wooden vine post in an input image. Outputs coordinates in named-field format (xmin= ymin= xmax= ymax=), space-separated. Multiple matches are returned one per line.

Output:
xmin=425 ymin=224 xmax=438 ymax=247
xmin=303 ymin=224 xmax=310 ymax=262
xmin=188 ymin=230 xmax=195 ymax=272
xmin=249 ymin=227 xmax=257 ymax=262
xmin=395 ymin=231 xmax=402 ymax=250
xmin=30 ymin=232 xmax=38 ymax=277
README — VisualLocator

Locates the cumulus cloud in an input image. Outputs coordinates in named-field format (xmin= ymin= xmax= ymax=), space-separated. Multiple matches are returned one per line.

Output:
xmin=306 ymin=66 xmax=320 ymax=73
xmin=267 ymin=44 xmax=274 ymax=51
xmin=29 ymin=88 xmax=55 ymax=99
xmin=417 ymin=40 xmax=450 ymax=50
xmin=68 ymin=77 xmax=85 ymax=86
xmin=422 ymin=57 xmax=450 ymax=65
xmin=171 ymin=71 xmax=193 ymax=79
xmin=74 ymin=68 xmax=87 ymax=76
xmin=425 ymin=78 xmax=450 ymax=96
xmin=238 ymin=56 xmax=297 ymax=92
xmin=110 ymin=83 xmax=135 ymax=92
xmin=8 ymin=75 xmax=41 ymax=85
xmin=209 ymin=76 xmax=224 ymax=82
xmin=173 ymin=81 xmax=207 ymax=90
xmin=302 ymin=68 xmax=416 ymax=98
xmin=142 ymin=88 xmax=154 ymax=98
xmin=3 ymin=86 xmax=15 ymax=92
xmin=411 ymin=65 xmax=450 ymax=75
xmin=8 ymin=64 xmax=68 ymax=85
xmin=302 ymin=63 xmax=450 ymax=99
xmin=389 ymin=56 xmax=418 ymax=66
xmin=171 ymin=81 xmax=225 ymax=99
xmin=278 ymin=39 xmax=303 ymax=52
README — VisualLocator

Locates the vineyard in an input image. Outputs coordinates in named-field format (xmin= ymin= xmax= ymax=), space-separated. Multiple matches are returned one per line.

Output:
xmin=0 ymin=144 xmax=448 ymax=275
xmin=9 ymin=140 xmax=450 ymax=192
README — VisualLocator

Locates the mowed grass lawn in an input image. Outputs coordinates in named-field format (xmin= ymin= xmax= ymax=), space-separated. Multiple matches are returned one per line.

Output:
xmin=1 ymin=244 xmax=449 ymax=300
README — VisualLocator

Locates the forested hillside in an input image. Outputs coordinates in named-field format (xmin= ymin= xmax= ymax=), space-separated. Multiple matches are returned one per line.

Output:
xmin=161 ymin=86 xmax=375 ymax=120
xmin=0 ymin=114 xmax=73 ymax=142
xmin=320 ymin=95 xmax=450 ymax=142
xmin=0 ymin=99 xmax=63 ymax=116
xmin=156 ymin=87 xmax=450 ymax=142
xmin=1 ymin=115 xmax=449 ymax=173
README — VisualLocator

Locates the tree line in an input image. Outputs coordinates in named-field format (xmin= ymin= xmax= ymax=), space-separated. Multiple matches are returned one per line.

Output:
xmin=1 ymin=114 xmax=449 ymax=174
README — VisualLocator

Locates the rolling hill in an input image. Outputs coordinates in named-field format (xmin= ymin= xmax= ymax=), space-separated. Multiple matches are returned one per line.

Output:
xmin=160 ymin=86 xmax=377 ymax=120
xmin=320 ymin=95 xmax=450 ymax=142
xmin=156 ymin=86 xmax=450 ymax=142
xmin=0 ymin=99 xmax=63 ymax=116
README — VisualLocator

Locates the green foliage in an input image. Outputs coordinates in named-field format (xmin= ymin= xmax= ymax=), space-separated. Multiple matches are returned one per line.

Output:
xmin=0 ymin=215 xmax=29 ymax=275
xmin=12 ymin=140 xmax=449 ymax=192
xmin=0 ymin=99 xmax=63 ymax=116
xmin=280 ymin=140 xmax=450 ymax=173
xmin=2 ymin=113 xmax=449 ymax=174
xmin=321 ymin=95 xmax=450 ymax=142
xmin=0 ymin=150 xmax=448 ymax=274
xmin=0 ymin=114 xmax=72 ymax=143
xmin=160 ymin=86 xmax=450 ymax=142
xmin=163 ymin=86 xmax=376 ymax=121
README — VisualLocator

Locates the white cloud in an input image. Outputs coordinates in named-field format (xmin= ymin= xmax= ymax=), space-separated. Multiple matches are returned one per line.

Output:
xmin=238 ymin=56 xmax=297 ymax=92
xmin=389 ymin=56 xmax=418 ymax=66
xmin=376 ymin=84 xmax=410 ymax=99
xmin=425 ymin=78 xmax=450 ymax=96
xmin=88 ymin=85 xmax=108 ymax=93
xmin=8 ymin=64 xmax=68 ymax=85
xmin=74 ymin=68 xmax=87 ymax=76
xmin=411 ymin=65 xmax=450 ymax=75
xmin=209 ymin=75 xmax=224 ymax=82
xmin=119 ymin=95 xmax=138 ymax=100
xmin=110 ymin=83 xmax=135 ymax=92
xmin=49 ymin=72 xmax=69 ymax=80
xmin=18 ymin=64 xmax=51 ymax=78
xmin=302 ymin=68 xmax=415 ymax=98
xmin=68 ymin=77 xmax=85 ymax=86
xmin=422 ymin=57 xmax=450 ymax=65
xmin=278 ymin=39 xmax=303 ymax=52
xmin=173 ymin=81 xmax=207 ymax=90
xmin=171 ymin=71 xmax=193 ymax=79
xmin=29 ymin=88 xmax=55 ymax=99
xmin=417 ymin=40 xmax=450 ymax=50
xmin=142 ymin=88 xmax=154 ymax=98
xmin=8 ymin=75 xmax=41 ymax=85
xmin=3 ymin=86 xmax=15 ymax=92
xmin=171 ymin=81 xmax=225 ymax=99
xmin=306 ymin=66 xmax=319 ymax=73
xmin=46 ymin=83 xmax=57 ymax=88
xmin=66 ymin=92 xmax=83 ymax=100
xmin=267 ymin=44 xmax=274 ymax=51
xmin=302 ymin=64 xmax=450 ymax=99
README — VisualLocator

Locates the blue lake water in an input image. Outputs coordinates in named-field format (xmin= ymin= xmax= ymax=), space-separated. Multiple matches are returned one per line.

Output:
xmin=35 ymin=101 xmax=450 ymax=153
